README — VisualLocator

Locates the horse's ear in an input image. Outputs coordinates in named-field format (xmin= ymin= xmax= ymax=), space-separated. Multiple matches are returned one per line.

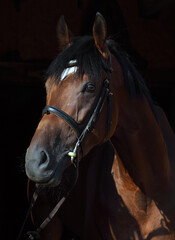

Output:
xmin=93 ymin=12 xmax=109 ymax=59
xmin=57 ymin=15 xmax=70 ymax=51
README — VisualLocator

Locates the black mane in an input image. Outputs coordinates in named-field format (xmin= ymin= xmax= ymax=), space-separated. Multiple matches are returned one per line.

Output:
xmin=107 ymin=40 xmax=155 ymax=113
xmin=45 ymin=36 xmax=156 ymax=117
xmin=45 ymin=36 xmax=105 ymax=82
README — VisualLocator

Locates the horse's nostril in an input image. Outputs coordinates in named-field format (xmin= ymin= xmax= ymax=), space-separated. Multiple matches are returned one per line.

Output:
xmin=40 ymin=150 xmax=49 ymax=166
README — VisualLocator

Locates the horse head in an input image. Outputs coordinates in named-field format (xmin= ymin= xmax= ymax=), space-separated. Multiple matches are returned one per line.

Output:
xmin=25 ymin=13 xmax=120 ymax=186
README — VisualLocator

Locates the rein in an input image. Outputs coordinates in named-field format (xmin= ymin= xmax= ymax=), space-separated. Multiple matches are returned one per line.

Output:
xmin=18 ymin=57 xmax=112 ymax=240
xmin=18 ymin=161 xmax=79 ymax=240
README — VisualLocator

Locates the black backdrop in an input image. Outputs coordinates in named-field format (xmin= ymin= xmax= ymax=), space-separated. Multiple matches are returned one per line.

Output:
xmin=1 ymin=0 xmax=175 ymax=239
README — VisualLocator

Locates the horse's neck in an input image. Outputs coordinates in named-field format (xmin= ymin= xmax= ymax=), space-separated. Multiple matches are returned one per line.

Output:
xmin=112 ymin=88 xmax=172 ymax=199
xmin=154 ymin=105 xmax=175 ymax=165
xmin=82 ymin=142 xmax=116 ymax=239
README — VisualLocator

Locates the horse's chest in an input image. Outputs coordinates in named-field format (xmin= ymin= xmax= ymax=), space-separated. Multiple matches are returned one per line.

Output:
xmin=109 ymin=158 xmax=174 ymax=239
xmin=115 ymin=187 xmax=167 ymax=238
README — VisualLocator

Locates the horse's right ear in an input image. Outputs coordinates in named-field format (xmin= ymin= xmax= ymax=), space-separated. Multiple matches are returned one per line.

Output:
xmin=57 ymin=15 xmax=70 ymax=51
xmin=93 ymin=12 xmax=109 ymax=59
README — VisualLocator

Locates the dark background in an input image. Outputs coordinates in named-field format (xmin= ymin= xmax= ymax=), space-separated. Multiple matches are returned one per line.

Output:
xmin=1 ymin=0 xmax=175 ymax=239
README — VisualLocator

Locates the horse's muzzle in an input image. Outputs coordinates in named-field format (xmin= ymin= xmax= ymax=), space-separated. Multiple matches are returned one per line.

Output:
xmin=25 ymin=147 xmax=69 ymax=186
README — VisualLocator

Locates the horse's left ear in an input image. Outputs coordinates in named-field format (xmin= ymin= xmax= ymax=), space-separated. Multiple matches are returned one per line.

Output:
xmin=57 ymin=15 xmax=70 ymax=51
xmin=93 ymin=12 xmax=109 ymax=59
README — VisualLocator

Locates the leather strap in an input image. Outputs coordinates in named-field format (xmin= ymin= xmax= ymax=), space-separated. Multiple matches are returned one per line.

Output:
xmin=42 ymin=77 xmax=111 ymax=142
xmin=42 ymin=105 xmax=84 ymax=138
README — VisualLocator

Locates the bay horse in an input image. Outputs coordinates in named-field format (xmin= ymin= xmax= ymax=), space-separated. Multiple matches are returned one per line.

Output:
xmin=25 ymin=13 xmax=175 ymax=239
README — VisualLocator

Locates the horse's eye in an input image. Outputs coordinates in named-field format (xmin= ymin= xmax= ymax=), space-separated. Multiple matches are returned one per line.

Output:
xmin=84 ymin=83 xmax=96 ymax=93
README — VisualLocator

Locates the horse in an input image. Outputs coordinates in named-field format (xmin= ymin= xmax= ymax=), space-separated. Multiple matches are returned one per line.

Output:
xmin=25 ymin=13 xmax=175 ymax=239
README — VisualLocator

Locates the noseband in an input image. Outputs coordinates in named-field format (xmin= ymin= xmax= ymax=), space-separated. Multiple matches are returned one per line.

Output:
xmin=42 ymin=58 xmax=112 ymax=165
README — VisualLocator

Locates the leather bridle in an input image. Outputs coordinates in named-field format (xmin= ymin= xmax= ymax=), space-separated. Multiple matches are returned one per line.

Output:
xmin=18 ymin=56 xmax=113 ymax=240
xmin=42 ymin=69 xmax=112 ymax=165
